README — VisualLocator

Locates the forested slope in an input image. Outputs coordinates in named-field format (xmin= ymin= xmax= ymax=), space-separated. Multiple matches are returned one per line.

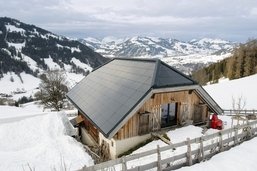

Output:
xmin=192 ymin=39 xmax=257 ymax=85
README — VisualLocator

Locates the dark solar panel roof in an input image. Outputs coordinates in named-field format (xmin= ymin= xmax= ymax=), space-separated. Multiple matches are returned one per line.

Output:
xmin=154 ymin=60 xmax=196 ymax=88
xmin=67 ymin=58 xmax=214 ymax=138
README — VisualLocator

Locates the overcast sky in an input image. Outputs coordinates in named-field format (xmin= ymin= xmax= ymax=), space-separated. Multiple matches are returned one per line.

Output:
xmin=1 ymin=0 xmax=257 ymax=42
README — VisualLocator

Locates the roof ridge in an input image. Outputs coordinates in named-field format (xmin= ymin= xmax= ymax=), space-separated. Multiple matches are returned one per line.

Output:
xmin=91 ymin=58 xmax=114 ymax=72
xmin=113 ymin=57 xmax=157 ymax=63
xmin=151 ymin=59 xmax=161 ymax=88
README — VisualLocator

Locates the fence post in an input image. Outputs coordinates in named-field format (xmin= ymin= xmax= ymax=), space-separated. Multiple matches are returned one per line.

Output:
xmin=247 ymin=122 xmax=253 ymax=139
xmin=219 ymin=132 xmax=224 ymax=152
xmin=234 ymin=126 xmax=239 ymax=145
xmin=199 ymin=137 xmax=204 ymax=162
xmin=186 ymin=138 xmax=192 ymax=166
xmin=122 ymin=157 xmax=127 ymax=171
xmin=157 ymin=145 xmax=162 ymax=171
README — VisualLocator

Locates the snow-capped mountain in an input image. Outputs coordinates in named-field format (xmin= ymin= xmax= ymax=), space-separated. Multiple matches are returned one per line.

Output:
xmin=80 ymin=36 xmax=235 ymax=58
xmin=0 ymin=17 xmax=108 ymax=99
xmin=80 ymin=36 xmax=236 ymax=73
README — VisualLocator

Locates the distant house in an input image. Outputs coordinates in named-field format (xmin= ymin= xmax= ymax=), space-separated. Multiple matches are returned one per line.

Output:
xmin=67 ymin=58 xmax=222 ymax=159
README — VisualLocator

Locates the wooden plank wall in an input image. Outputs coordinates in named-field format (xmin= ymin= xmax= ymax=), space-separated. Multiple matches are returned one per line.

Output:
xmin=114 ymin=90 xmax=208 ymax=140
xmin=79 ymin=111 xmax=100 ymax=143
xmin=114 ymin=114 xmax=139 ymax=140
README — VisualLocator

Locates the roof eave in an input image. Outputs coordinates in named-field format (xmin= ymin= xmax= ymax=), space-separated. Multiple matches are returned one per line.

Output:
xmin=194 ymin=85 xmax=223 ymax=115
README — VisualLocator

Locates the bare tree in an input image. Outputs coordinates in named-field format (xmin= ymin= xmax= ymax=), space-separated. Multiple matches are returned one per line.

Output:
xmin=231 ymin=95 xmax=247 ymax=126
xmin=35 ymin=70 xmax=68 ymax=111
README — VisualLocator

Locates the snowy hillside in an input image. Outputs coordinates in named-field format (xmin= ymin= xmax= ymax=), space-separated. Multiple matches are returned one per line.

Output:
xmin=0 ymin=17 xmax=106 ymax=75
xmin=0 ymin=17 xmax=108 ymax=100
xmin=204 ymin=74 xmax=257 ymax=109
xmin=0 ymin=54 xmax=87 ymax=100
xmin=80 ymin=36 xmax=235 ymax=73
xmin=0 ymin=71 xmax=84 ymax=101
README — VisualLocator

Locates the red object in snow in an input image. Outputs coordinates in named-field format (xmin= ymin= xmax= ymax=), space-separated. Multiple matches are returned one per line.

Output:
xmin=211 ymin=114 xmax=223 ymax=130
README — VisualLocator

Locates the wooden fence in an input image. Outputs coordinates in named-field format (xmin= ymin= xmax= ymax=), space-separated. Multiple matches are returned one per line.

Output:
xmin=223 ymin=109 xmax=257 ymax=115
xmin=81 ymin=120 xmax=257 ymax=171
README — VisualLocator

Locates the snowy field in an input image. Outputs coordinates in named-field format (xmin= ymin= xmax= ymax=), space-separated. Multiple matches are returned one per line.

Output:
xmin=204 ymin=74 xmax=257 ymax=109
xmin=0 ymin=103 xmax=93 ymax=171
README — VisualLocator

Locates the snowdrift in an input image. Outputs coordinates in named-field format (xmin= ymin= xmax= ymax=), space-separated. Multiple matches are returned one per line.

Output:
xmin=0 ymin=111 xmax=93 ymax=171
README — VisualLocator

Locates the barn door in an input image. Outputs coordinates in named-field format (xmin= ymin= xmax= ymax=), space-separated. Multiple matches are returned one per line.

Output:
xmin=139 ymin=114 xmax=150 ymax=135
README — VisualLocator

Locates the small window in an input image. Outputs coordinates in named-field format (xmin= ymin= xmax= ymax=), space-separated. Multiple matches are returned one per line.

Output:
xmin=111 ymin=141 xmax=114 ymax=147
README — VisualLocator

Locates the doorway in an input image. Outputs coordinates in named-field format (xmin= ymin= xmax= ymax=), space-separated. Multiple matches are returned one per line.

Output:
xmin=161 ymin=103 xmax=177 ymax=128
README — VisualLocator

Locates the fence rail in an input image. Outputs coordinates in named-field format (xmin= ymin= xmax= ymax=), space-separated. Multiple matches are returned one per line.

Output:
xmin=82 ymin=119 xmax=257 ymax=171
xmin=223 ymin=109 xmax=257 ymax=115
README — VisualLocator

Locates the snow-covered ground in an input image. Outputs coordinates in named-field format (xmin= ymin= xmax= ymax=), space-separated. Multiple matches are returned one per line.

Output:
xmin=0 ymin=71 xmax=84 ymax=100
xmin=204 ymin=74 xmax=257 ymax=109
xmin=0 ymin=72 xmax=40 ymax=99
xmin=0 ymin=103 xmax=93 ymax=171
xmin=178 ymin=136 xmax=257 ymax=171
xmin=125 ymin=126 xmax=204 ymax=169
xmin=0 ymin=102 xmax=46 ymax=123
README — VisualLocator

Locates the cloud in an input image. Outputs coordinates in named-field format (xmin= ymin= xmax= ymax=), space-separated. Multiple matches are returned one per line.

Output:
xmin=1 ymin=0 xmax=257 ymax=41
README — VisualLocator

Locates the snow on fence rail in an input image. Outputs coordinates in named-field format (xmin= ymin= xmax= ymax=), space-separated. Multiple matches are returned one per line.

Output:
xmin=223 ymin=109 xmax=257 ymax=115
xmin=81 ymin=120 xmax=257 ymax=171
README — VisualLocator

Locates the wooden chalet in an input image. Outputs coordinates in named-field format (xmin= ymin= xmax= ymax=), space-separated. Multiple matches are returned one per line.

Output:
xmin=67 ymin=58 xmax=223 ymax=159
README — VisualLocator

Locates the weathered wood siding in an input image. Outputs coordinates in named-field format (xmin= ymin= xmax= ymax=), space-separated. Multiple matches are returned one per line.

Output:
xmin=79 ymin=111 xmax=99 ymax=143
xmin=114 ymin=113 xmax=139 ymax=140
xmin=114 ymin=90 xmax=209 ymax=140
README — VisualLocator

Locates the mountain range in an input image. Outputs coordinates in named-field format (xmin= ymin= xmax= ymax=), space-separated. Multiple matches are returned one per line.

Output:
xmin=79 ymin=36 xmax=236 ymax=73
